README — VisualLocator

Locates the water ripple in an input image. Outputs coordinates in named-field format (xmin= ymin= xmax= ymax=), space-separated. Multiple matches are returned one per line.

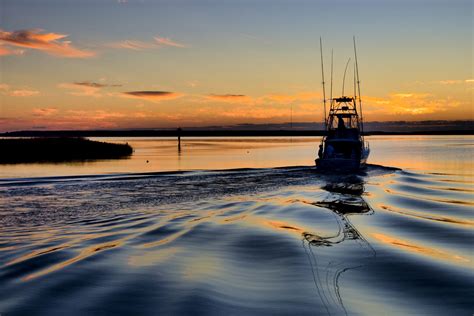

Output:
xmin=0 ymin=165 xmax=473 ymax=315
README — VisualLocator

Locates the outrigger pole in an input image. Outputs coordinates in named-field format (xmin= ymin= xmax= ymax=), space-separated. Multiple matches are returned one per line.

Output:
xmin=330 ymin=49 xmax=333 ymax=106
xmin=353 ymin=36 xmax=364 ymax=133
xmin=342 ymin=58 xmax=351 ymax=96
xmin=353 ymin=62 xmax=357 ymax=107
xmin=319 ymin=37 xmax=327 ymax=128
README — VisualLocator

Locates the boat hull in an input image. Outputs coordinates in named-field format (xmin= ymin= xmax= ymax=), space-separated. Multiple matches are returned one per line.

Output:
xmin=316 ymin=157 xmax=365 ymax=171
xmin=316 ymin=148 xmax=369 ymax=171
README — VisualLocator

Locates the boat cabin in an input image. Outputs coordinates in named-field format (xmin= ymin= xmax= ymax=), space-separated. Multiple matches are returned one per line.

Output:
xmin=320 ymin=96 xmax=363 ymax=161
xmin=326 ymin=97 xmax=361 ymax=139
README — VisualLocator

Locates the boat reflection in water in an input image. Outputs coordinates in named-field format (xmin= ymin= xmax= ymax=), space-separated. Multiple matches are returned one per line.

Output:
xmin=302 ymin=174 xmax=376 ymax=315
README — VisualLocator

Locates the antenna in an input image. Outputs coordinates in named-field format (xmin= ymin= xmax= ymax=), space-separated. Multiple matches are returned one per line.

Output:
xmin=353 ymin=36 xmax=364 ymax=133
xmin=342 ymin=58 xmax=351 ymax=96
xmin=319 ymin=37 xmax=327 ymax=128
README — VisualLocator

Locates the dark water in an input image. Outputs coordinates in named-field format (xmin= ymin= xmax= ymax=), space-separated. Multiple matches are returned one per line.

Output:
xmin=0 ymin=136 xmax=473 ymax=315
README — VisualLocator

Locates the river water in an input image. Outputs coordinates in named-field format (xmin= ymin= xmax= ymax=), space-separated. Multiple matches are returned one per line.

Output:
xmin=0 ymin=136 xmax=472 ymax=315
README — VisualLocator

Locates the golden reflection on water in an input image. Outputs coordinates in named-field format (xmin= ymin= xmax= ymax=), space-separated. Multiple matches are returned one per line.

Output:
xmin=22 ymin=240 xmax=123 ymax=281
xmin=371 ymin=233 xmax=470 ymax=265
xmin=265 ymin=220 xmax=305 ymax=233
xmin=379 ymin=204 xmax=474 ymax=227
xmin=1 ymin=135 xmax=472 ymax=179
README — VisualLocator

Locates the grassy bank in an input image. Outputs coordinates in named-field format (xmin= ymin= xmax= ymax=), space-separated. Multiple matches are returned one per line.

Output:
xmin=0 ymin=138 xmax=133 ymax=163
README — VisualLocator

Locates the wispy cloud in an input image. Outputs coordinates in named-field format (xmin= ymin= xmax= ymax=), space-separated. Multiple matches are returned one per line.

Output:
xmin=391 ymin=93 xmax=425 ymax=98
xmin=122 ymin=91 xmax=184 ymax=102
xmin=431 ymin=79 xmax=474 ymax=86
xmin=32 ymin=108 xmax=58 ymax=117
xmin=59 ymin=83 xmax=102 ymax=97
xmin=59 ymin=81 xmax=122 ymax=97
xmin=67 ymin=110 xmax=126 ymax=120
xmin=74 ymin=81 xmax=122 ymax=88
xmin=0 ymin=29 xmax=95 ymax=58
xmin=438 ymin=79 xmax=474 ymax=85
xmin=203 ymin=91 xmax=320 ymax=105
xmin=154 ymin=36 xmax=186 ymax=48
xmin=205 ymin=94 xmax=252 ymax=103
xmin=107 ymin=40 xmax=156 ymax=51
xmin=0 ymin=44 xmax=25 ymax=56
xmin=108 ymin=35 xmax=186 ymax=51
xmin=0 ymin=84 xmax=40 ymax=97
xmin=9 ymin=89 xmax=40 ymax=97
xmin=439 ymin=80 xmax=464 ymax=85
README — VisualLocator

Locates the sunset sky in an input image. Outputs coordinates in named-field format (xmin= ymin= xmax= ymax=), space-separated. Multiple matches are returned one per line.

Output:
xmin=0 ymin=0 xmax=472 ymax=131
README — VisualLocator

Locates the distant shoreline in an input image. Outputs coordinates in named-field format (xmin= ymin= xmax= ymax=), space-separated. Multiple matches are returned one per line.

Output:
xmin=1 ymin=129 xmax=473 ymax=138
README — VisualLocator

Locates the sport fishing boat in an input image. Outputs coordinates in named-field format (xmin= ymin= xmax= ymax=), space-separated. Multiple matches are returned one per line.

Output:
xmin=315 ymin=37 xmax=370 ymax=171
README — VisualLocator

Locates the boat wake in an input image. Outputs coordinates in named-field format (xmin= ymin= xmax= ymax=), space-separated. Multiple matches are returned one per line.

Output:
xmin=1 ymin=164 xmax=472 ymax=315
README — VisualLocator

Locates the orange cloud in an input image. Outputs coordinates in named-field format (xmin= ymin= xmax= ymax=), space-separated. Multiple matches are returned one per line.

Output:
xmin=438 ymin=79 xmax=473 ymax=85
xmin=0 ymin=84 xmax=40 ymax=97
xmin=363 ymin=92 xmax=463 ymax=118
xmin=122 ymin=91 xmax=184 ymax=102
xmin=9 ymin=89 xmax=40 ymax=97
xmin=439 ymin=80 xmax=464 ymax=85
xmin=0 ymin=29 xmax=95 ymax=58
xmin=0 ymin=44 xmax=25 ymax=56
xmin=67 ymin=110 xmax=126 ymax=120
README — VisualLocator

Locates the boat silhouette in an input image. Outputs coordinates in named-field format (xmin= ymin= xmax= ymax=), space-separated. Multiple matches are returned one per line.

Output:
xmin=316 ymin=37 xmax=370 ymax=171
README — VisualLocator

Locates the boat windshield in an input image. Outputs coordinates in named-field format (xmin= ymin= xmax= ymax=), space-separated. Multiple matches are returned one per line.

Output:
xmin=329 ymin=114 xmax=359 ymax=129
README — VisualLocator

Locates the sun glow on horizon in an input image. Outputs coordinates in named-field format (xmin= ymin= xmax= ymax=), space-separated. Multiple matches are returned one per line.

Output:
xmin=0 ymin=0 xmax=472 ymax=132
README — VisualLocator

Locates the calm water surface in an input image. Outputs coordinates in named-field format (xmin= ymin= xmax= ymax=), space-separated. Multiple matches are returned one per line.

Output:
xmin=0 ymin=136 xmax=472 ymax=315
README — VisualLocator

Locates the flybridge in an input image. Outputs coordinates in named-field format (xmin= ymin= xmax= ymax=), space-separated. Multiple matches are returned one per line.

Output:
xmin=333 ymin=96 xmax=354 ymax=103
